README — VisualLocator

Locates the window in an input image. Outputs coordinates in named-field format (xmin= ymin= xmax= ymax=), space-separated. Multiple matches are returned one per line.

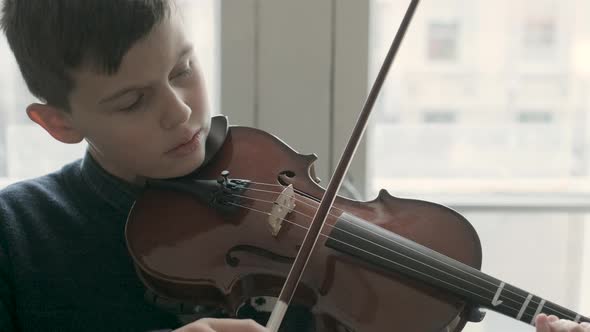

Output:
xmin=0 ymin=1 xmax=219 ymax=187
xmin=427 ymin=21 xmax=459 ymax=61
xmin=368 ymin=1 xmax=590 ymax=331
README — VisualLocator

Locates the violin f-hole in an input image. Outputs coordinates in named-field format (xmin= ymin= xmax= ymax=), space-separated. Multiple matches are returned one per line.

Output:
xmin=225 ymin=244 xmax=296 ymax=267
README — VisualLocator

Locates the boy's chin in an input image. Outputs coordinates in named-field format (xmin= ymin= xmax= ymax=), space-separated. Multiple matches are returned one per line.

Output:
xmin=153 ymin=154 xmax=206 ymax=179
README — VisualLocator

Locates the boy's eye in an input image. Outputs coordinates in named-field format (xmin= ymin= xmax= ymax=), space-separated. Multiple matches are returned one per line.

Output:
xmin=119 ymin=93 xmax=144 ymax=112
xmin=171 ymin=61 xmax=193 ymax=79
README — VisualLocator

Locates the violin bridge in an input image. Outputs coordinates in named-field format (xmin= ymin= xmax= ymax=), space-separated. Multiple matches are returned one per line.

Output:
xmin=268 ymin=184 xmax=296 ymax=236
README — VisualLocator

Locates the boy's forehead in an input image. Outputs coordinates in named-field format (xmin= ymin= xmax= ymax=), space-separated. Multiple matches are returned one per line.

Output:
xmin=71 ymin=11 xmax=190 ymax=102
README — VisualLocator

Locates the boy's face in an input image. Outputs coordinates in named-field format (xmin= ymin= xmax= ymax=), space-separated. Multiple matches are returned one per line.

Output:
xmin=65 ymin=11 xmax=211 ymax=183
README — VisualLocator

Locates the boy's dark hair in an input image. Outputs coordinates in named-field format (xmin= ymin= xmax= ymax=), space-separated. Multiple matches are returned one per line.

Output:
xmin=0 ymin=0 xmax=172 ymax=110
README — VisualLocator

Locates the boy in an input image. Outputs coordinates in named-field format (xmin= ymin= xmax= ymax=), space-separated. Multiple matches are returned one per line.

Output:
xmin=0 ymin=0 xmax=265 ymax=330
xmin=0 ymin=0 xmax=587 ymax=331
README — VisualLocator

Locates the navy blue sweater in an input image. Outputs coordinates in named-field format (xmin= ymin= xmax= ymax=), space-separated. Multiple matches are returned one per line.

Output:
xmin=0 ymin=152 xmax=180 ymax=331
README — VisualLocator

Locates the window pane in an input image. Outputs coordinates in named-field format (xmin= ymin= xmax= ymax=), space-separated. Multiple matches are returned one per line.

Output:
xmin=368 ymin=0 xmax=590 ymax=184
xmin=0 ymin=0 xmax=219 ymax=186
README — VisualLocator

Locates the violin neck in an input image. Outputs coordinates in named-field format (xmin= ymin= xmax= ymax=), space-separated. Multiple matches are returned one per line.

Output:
xmin=325 ymin=212 xmax=589 ymax=327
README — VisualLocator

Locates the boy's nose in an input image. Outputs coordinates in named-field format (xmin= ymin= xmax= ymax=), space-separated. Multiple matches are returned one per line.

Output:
xmin=160 ymin=89 xmax=191 ymax=130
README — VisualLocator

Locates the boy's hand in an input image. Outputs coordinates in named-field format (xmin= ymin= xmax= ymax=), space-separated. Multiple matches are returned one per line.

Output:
xmin=174 ymin=318 xmax=268 ymax=332
xmin=536 ymin=313 xmax=590 ymax=332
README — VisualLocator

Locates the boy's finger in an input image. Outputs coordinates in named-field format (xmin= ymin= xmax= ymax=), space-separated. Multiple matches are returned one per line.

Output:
xmin=535 ymin=314 xmax=551 ymax=332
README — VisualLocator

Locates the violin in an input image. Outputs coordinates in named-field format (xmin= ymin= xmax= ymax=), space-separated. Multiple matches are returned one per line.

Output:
xmin=125 ymin=115 xmax=589 ymax=331
xmin=125 ymin=1 xmax=589 ymax=331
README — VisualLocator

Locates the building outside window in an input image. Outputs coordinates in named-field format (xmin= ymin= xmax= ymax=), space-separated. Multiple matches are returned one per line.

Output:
xmin=517 ymin=110 xmax=553 ymax=124
xmin=423 ymin=109 xmax=457 ymax=124
xmin=522 ymin=16 xmax=557 ymax=60
xmin=428 ymin=21 xmax=459 ymax=61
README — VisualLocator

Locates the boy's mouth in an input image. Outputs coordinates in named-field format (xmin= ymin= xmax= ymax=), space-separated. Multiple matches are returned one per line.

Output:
xmin=165 ymin=129 xmax=203 ymax=156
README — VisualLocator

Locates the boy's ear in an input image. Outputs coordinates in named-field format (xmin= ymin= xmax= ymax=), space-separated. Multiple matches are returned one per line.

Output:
xmin=26 ymin=103 xmax=84 ymax=144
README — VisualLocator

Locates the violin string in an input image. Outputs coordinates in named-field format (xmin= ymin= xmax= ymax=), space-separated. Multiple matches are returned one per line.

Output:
xmin=235 ymin=187 xmax=512 ymax=292
xmin=242 ymin=182 xmax=585 ymax=320
xmin=247 ymin=181 xmax=291 ymax=187
xmin=235 ymin=186 xmax=518 ymax=295
xmin=230 ymin=193 xmax=507 ymax=298
xmin=226 ymin=185 xmax=577 ymax=319
xmin=226 ymin=201 xmax=572 ymax=323
xmin=241 ymin=183 xmax=549 ymax=303
xmin=245 ymin=185 xmax=348 ymax=215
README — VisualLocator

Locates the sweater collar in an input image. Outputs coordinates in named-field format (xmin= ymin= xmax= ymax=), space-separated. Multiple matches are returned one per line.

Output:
xmin=79 ymin=150 xmax=141 ymax=215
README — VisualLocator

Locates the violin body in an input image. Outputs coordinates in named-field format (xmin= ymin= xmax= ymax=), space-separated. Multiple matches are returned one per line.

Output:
xmin=126 ymin=120 xmax=483 ymax=332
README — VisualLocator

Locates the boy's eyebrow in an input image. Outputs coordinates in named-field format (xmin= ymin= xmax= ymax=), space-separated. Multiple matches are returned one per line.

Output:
xmin=98 ymin=44 xmax=194 ymax=104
